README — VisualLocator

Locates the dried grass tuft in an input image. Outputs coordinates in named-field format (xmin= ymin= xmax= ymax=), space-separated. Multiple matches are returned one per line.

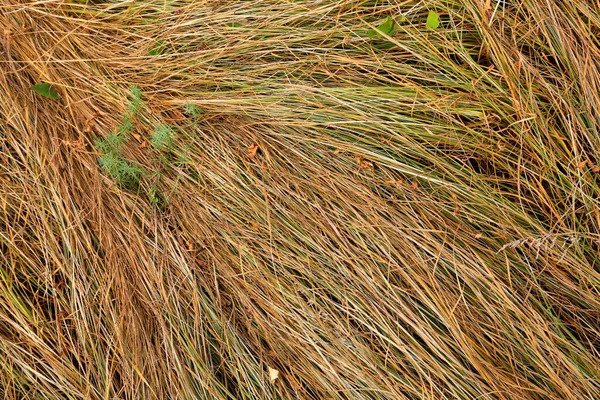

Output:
xmin=1 ymin=0 xmax=600 ymax=398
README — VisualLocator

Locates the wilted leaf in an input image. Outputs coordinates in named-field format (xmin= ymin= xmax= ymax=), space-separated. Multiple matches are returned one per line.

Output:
xmin=248 ymin=143 xmax=259 ymax=158
xmin=31 ymin=82 xmax=60 ymax=99
xmin=576 ymin=159 xmax=589 ymax=170
xmin=356 ymin=156 xmax=374 ymax=171
xmin=426 ymin=11 xmax=440 ymax=30
xmin=385 ymin=179 xmax=403 ymax=187
xmin=368 ymin=16 xmax=397 ymax=39
xmin=268 ymin=367 xmax=279 ymax=383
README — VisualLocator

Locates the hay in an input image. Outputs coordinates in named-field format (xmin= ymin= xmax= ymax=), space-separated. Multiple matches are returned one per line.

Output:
xmin=1 ymin=0 xmax=599 ymax=398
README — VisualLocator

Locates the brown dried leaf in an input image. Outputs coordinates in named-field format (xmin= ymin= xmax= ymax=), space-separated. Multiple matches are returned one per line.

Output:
xmin=384 ymin=179 xmax=403 ymax=187
xmin=248 ymin=143 xmax=259 ymax=158
xmin=356 ymin=156 xmax=374 ymax=171
xmin=576 ymin=159 xmax=589 ymax=170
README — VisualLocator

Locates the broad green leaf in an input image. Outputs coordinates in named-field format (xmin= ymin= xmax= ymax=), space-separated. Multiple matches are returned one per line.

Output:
xmin=31 ymin=82 xmax=60 ymax=99
xmin=368 ymin=16 xmax=397 ymax=39
xmin=426 ymin=11 xmax=440 ymax=30
xmin=149 ymin=40 xmax=165 ymax=56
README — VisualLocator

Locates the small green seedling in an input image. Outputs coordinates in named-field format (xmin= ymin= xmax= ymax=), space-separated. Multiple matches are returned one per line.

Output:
xmin=95 ymin=85 xmax=147 ymax=190
xmin=31 ymin=82 xmax=60 ymax=99
xmin=184 ymin=104 xmax=202 ymax=118
xmin=147 ymin=178 xmax=163 ymax=206
xmin=368 ymin=16 xmax=397 ymax=39
xmin=426 ymin=11 xmax=440 ymax=30
xmin=148 ymin=185 xmax=160 ymax=205
xmin=127 ymin=85 xmax=144 ymax=115
xmin=97 ymin=151 xmax=143 ymax=190
xmin=149 ymin=40 xmax=165 ymax=56
xmin=151 ymin=124 xmax=176 ymax=152
xmin=95 ymin=131 xmax=125 ymax=154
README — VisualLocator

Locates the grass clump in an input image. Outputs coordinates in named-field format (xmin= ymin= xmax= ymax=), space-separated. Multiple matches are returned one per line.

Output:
xmin=1 ymin=0 xmax=600 ymax=399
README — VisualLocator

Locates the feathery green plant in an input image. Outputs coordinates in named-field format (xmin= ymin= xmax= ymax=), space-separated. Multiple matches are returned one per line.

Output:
xmin=150 ymin=123 xmax=176 ymax=152
xmin=184 ymin=103 xmax=202 ymax=118
xmin=95 ymin=86 xmax=145 ymax=189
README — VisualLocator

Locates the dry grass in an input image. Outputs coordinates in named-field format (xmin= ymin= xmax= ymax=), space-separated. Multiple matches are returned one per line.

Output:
xmin=1 ymin=0 xmax=600 ymax=398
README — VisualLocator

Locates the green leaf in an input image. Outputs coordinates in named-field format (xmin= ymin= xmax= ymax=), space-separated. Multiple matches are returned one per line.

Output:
xmin=149 ymin=40 xmax=165 ymax=56
xmin=31 ymin=82 xmax=60 ymax=99
xmin=426 ymin=11 xmax=440 ymax=30
xmin=227 ymin=22 xmax=242 ymax=27
xmin=368 ymin=16 xmax=397 ymax=39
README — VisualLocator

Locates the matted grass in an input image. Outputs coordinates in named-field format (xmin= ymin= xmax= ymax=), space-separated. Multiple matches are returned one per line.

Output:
xmin=1 ymin=0 xmax=600 ymax=398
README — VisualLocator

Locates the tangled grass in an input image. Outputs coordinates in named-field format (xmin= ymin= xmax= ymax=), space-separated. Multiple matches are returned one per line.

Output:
xmin=1 ymin=0 xmax=600 ymax=398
